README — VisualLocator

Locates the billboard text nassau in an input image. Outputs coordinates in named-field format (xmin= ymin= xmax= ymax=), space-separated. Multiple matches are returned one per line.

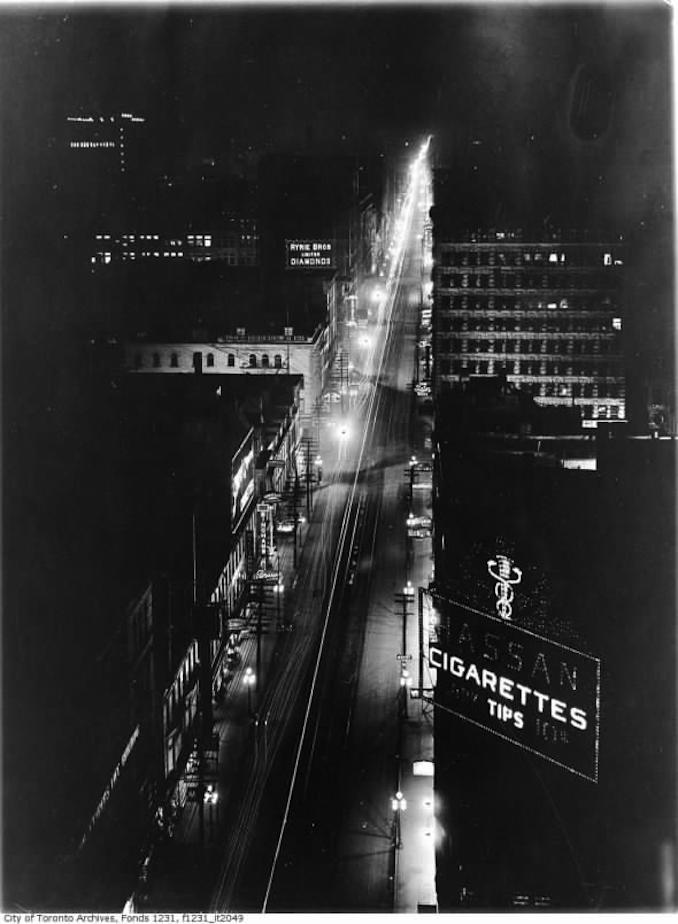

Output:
xmin=430 ymin=603 xmax=600 ymax=781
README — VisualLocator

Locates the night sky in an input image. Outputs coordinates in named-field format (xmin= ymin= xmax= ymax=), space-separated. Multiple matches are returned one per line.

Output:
xmin=1 ymin=0 xmax=674 ymax=908
xmin=2 ymin=3 xmax=673 ymax=357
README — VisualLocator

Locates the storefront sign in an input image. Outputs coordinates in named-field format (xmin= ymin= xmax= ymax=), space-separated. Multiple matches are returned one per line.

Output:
xmin=286 ymin=239 xmax=334 ymax=269
xmin=430 ymin=603 xmax=600 ymax=781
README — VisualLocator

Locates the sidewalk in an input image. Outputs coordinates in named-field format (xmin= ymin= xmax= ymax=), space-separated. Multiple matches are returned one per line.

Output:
xmin=393 ymin=269 xmax=438 ymax=911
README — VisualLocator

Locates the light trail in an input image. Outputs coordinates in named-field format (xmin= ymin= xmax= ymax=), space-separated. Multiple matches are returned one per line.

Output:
xmin=260 ymin=148 xmax=425 ymax=913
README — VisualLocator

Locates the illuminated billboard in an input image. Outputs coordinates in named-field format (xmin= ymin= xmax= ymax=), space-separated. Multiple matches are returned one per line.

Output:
xmin=231 ymin=441 xmax=254 ymax=526
xmin=430 ymin=601 xmax=600 ymax=782
xmin=285 ymin=239 xmax=334 ymax=269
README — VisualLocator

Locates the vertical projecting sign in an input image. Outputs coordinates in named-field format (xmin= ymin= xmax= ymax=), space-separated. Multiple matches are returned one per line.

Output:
xmin=430 ymin=554 xmax=600 ymax=782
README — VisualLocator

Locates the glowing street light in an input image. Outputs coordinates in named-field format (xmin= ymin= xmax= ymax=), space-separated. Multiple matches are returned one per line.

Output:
xmin=400 ymin=668 xmax=412 ymax=689
xmin=203 ymin=784 xmax=219 ymax=805
xmin=391 ymin=790 xmax=407 ymax=849
xmin=244 ymin=666 xmax=256 ymax=717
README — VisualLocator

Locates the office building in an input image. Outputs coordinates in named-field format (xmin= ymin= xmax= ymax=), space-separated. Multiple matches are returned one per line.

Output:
xmin=67 ymin=111 xmax=146 ymax=178
xmin=431 ymin=171 xmax=627 ymax=427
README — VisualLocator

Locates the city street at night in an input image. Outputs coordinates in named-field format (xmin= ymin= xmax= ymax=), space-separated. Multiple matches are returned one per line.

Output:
xmin=2 ymin=3 xmax=675 ymax=916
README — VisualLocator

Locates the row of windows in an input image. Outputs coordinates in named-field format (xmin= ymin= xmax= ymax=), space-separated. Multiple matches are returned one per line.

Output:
xmin=439 ymin=317 xmax=620 ymax=334
xmin=438 ymin=338 xmax=621 ymax=356
xmin=134 ymin=351 xmax=286 ymax=369
xmin=94 ymin=251 xmax=257 ymax=265
xmin=437 ymin=358 xmax=624 ymax=389
xmin=438 ymin=249 xmax=622 ymax=268
xmin=438 ymin=296 xmax=616 ymax=312
xmin=70 ymin=140 xmax=117 ymax=149
xmin=441 ymin=273 xmax=615 ymax=291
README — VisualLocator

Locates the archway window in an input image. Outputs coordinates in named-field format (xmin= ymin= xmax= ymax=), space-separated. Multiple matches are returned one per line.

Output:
xmin=274 ymin=354 xmax=282 ymax=369
xmin=262 ymin=354 xmax=269 ymax=368
xmin=152 ymin=352 xmax=161 ymax=368
xmin=249 ymin=354 xmax=257 ymax=368
xmin=206 ymin=353 xmax=215 ymax=367
xmin=170 ymin=353 xmax=179 ymax=368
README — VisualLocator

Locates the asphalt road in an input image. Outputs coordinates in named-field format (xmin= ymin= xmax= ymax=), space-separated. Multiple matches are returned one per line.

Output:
xmin=262 ymin=182 xmax=430 ymax=912
xmin=205 ymin=157 xmax=431 ymax=913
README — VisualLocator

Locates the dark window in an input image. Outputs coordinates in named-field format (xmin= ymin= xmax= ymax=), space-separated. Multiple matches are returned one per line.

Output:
xmin=262 ymin=354 xmax=269 ymax=368
xmin=206 ymin=353 xmax=215 ymax=367
xmin=274 ymin=354 xmax=282 ymax=368
xmin=134 ymin=353 xmax=143 ymax=369
xmin=249 ymin=354 xmax=257 ymax=367
xmin=170 ymin=353 xmax=178 ymax=368
xmin=152 ymin=352 xmax=161 ymax=368
xmin=228 ymin=353 xmax=235 ymax=367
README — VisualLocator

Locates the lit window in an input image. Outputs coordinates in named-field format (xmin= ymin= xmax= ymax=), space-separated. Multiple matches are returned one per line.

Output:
xmin=549 ymin=253 xmax=558 ymax=263
xmin=612 ymin=317 xmax=622 ymax=330
xmin=603 ymin=253 xmax=612 ymax=266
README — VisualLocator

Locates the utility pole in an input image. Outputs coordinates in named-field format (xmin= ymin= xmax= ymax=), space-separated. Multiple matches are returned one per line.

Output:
xmin=418 ymin=586 xmax=425 ymax=700
xmin=305 ymin=437 xmax=311 ymax=518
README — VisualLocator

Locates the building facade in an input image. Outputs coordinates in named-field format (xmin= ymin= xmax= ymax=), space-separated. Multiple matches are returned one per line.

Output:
xmin=432 ymin=229 xmax=626 ymax=425
xmin=124 ymin=328 xmax=333 ymax=415
xmin=67 ymin=111 xmax=146 ymax=178
xmin=91 ymin=220 xmax=259 ymax=268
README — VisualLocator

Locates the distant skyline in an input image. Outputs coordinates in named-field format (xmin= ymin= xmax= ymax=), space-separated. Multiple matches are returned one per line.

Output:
xmin=1 ymin=4 xmax=673 ymax=358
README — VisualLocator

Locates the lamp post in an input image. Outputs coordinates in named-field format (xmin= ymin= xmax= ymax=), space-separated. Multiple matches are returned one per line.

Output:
xmin=400 ymin=667 xmax=412 ymax=718
xmin=244 ymin=666 xmax=255 ymax=718
xmin=391 ymin=790 xmax=407 ymax=849
xmin=400 ymin=581 xmax=414 ymax=658
xmin=408 ymin=455 xmax=418 ymax=502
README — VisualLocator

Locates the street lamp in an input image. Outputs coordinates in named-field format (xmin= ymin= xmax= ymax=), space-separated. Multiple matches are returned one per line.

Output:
xmin=203 ymin=783 xmax=219 ymax=805
xmin=244 ymin=666 xmax=255 ymax=717
xmin=391 ymin=790 xmax=407 ymax=848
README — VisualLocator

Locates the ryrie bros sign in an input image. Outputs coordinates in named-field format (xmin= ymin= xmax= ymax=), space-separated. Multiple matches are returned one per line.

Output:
xmin=430 ymin=602 xmax=600 ymax=782
xmin=285 ymin=239 xmax=334 ymax=269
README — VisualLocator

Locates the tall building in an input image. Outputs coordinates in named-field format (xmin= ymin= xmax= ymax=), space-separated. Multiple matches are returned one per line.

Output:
xmin=67 ymin=111 xmax=146 ymax=178
xmin=431 ymin=173 xmax=627 ymax=427
xmin=431 ymin=380 xmax=676 ymax=910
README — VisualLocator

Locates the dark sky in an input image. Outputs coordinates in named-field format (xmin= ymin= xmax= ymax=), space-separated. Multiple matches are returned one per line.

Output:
xmin=2 ymin=2 xmax=670 ymax=369
xmin=2 ymin=4 xmax=671 ymax=224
